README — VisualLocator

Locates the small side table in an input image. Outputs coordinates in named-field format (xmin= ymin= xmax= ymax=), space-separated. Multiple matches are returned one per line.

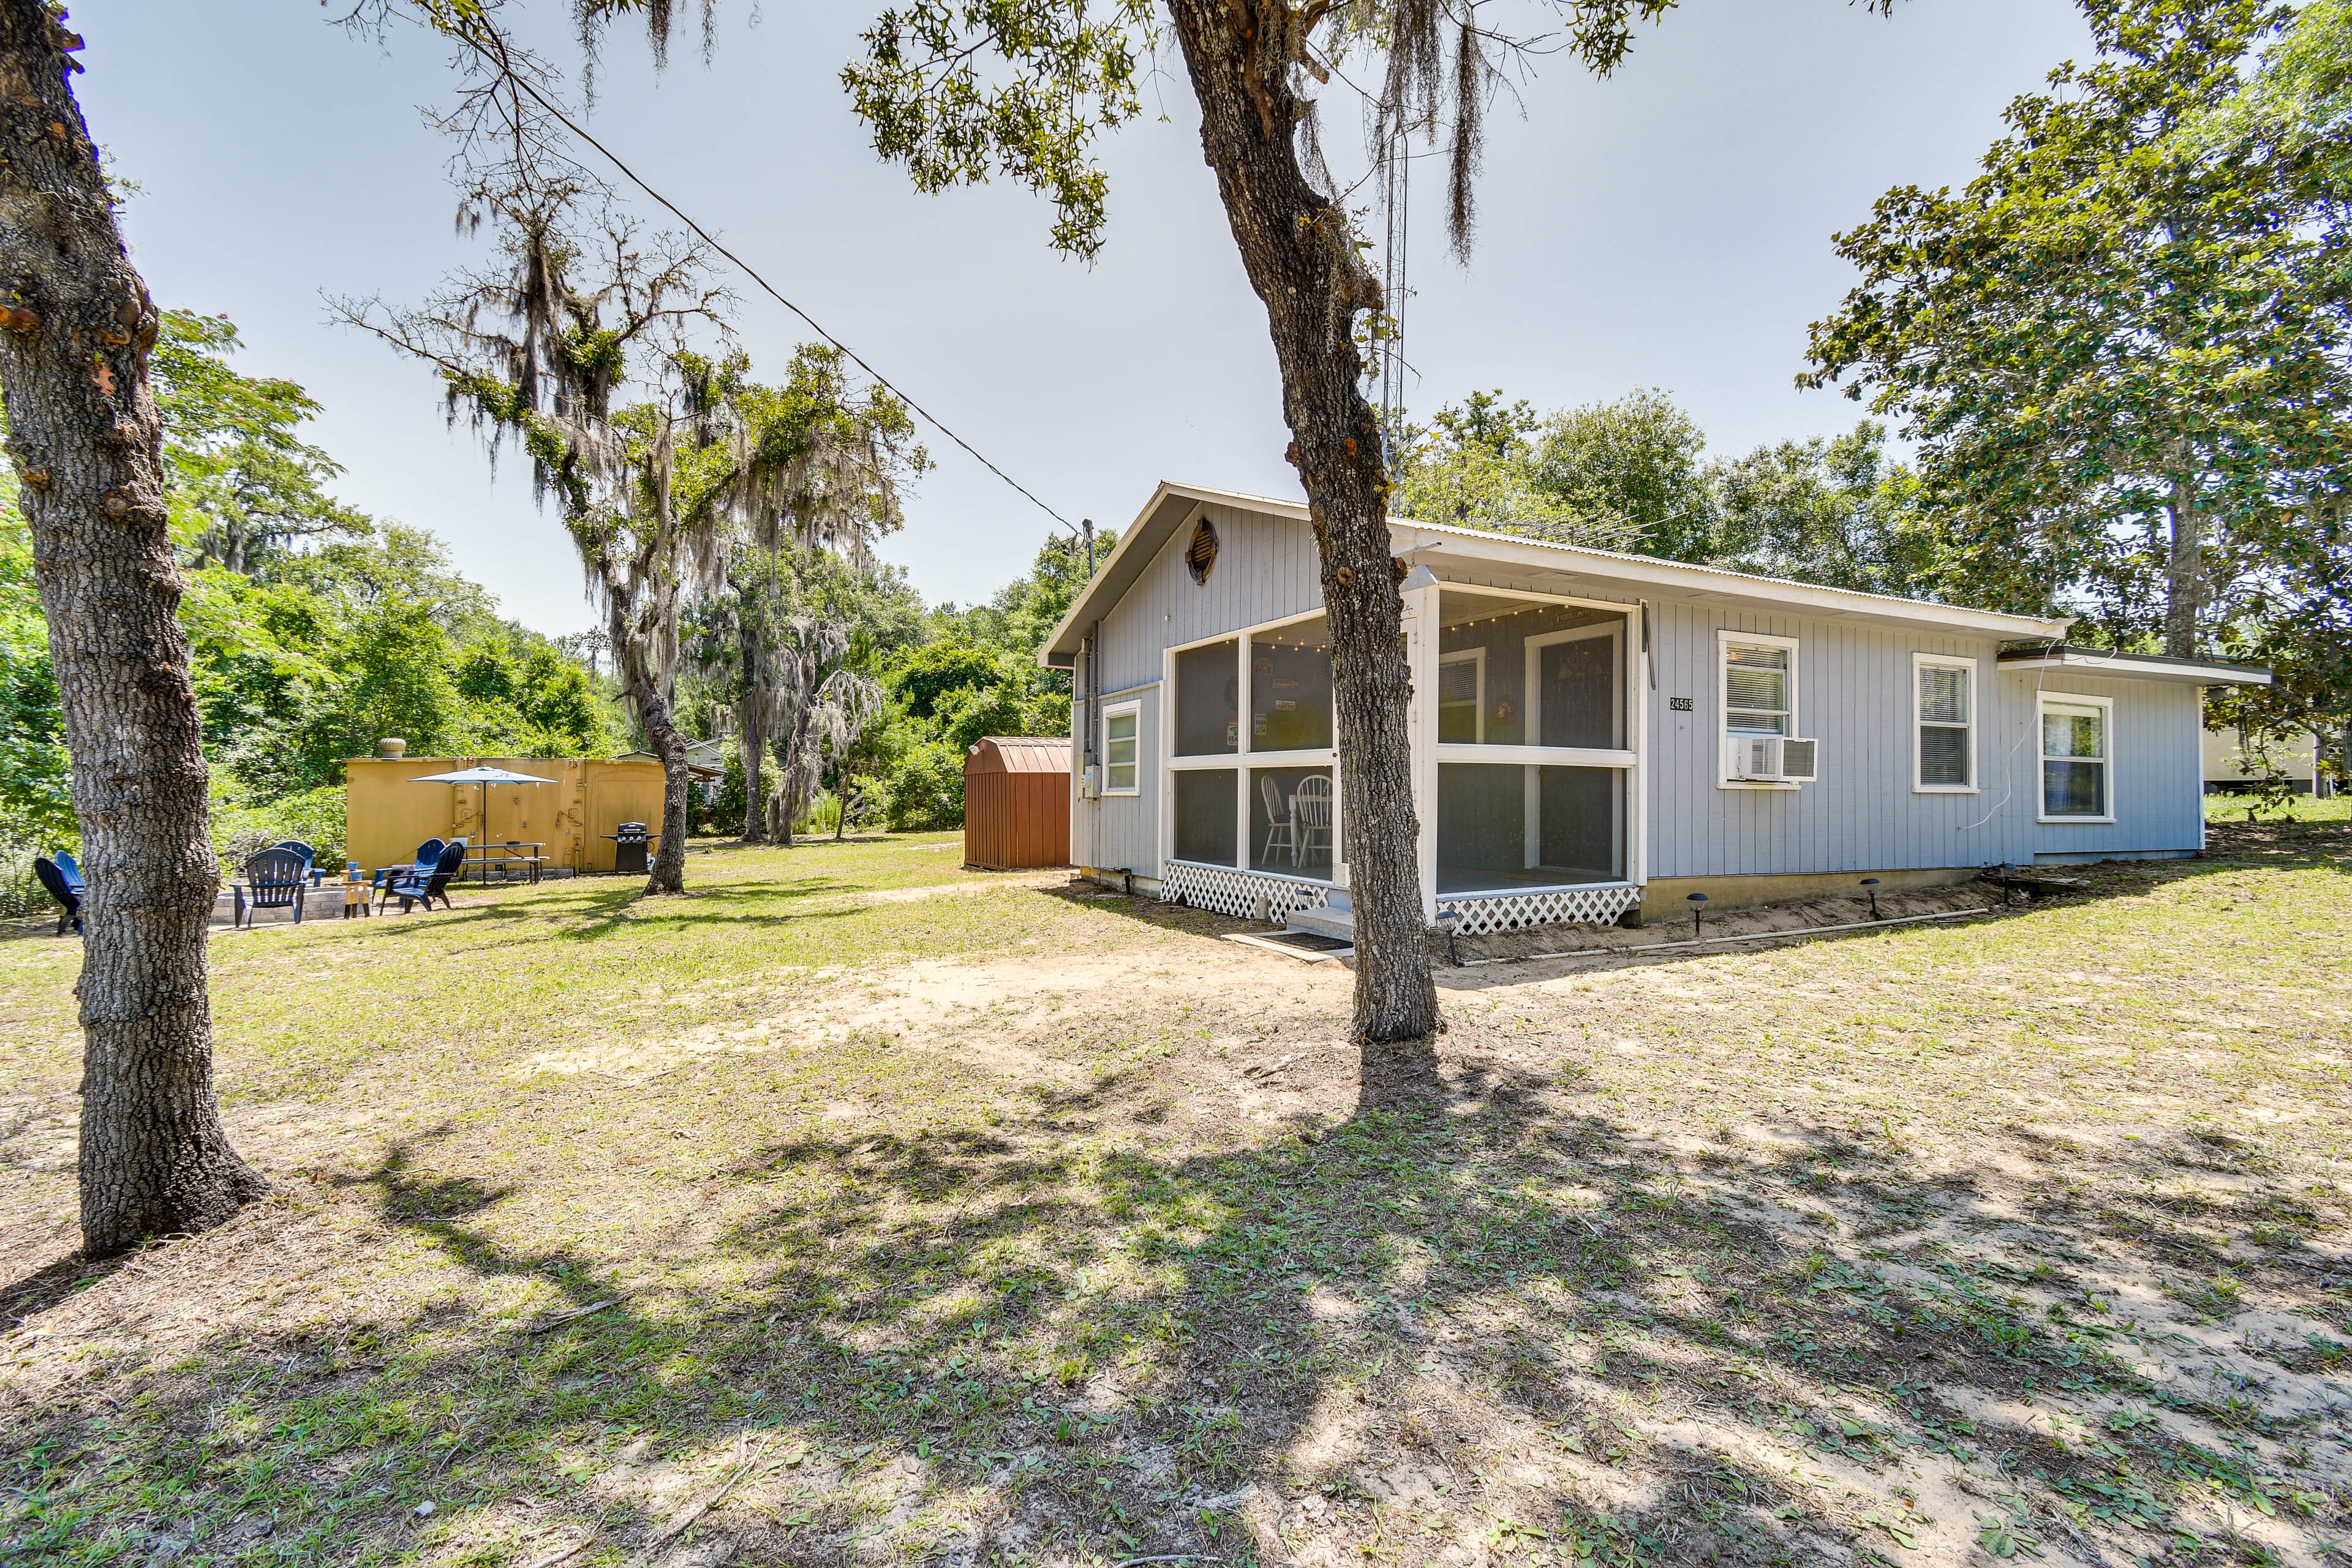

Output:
xmin=342 ymin=877 xmax=370 ymax=919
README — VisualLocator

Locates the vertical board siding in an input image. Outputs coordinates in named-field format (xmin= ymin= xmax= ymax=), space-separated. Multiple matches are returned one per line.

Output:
xmin=1079 ymin=685 xmax=1162 ymax=875
xmin=1073 ymin=497 xmax=2207 ymax=883
xmin=1099 ymin=502 xmax=1325 ymax=693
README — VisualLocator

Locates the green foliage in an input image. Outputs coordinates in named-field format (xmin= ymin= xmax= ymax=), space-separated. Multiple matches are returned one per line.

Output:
xmin=838 ymin=0 xmax=1160 ymax=258
xmin=0 ymin=311 xmax=627 ymax=884
xmin=1526 ymin=389 xmax=1714 ymax=558
xmin=1803 ymin=0 xmax=2352 ymax=675
xmin=889 ymin=639 xmax=1012 ymax=723
xmin=154 ymin=309 xmax=371 ymax=573
xmin=1396 ymin=387 xmax=1955 ymax=601
xmin=0 ymin=500 xmax=70 ymax=852
xmin=1804 ymin=0 xmax=2352 ymax=769
xmin=884 ymin=739 xmax=966 ymax=831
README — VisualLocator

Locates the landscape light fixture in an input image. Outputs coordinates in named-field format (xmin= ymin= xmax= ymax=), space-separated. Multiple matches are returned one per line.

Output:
xmin=1437 ymin=908 xmax=1464 ymax=967
xmin=1687 ymin=891 xmax=1708 ymax=941
xmin=1861 ymin=877 xmax=1881 ymax=919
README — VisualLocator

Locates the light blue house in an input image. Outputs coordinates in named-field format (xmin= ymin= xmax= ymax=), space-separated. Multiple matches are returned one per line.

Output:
xmin=1041 ymin=483 xmax=2268 ymax=933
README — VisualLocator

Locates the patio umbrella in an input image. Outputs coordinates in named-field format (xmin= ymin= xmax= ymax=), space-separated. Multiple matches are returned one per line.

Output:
xmin=407 ymin=766 xmax=560 ymax=864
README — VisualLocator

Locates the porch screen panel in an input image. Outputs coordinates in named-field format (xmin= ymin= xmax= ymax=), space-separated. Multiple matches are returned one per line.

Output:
xmin=1249 ymin=766 xmax=1333 ymax=879
xmin=1436 ymin=764 xmax=1525 ymax=887
xmin=1535 ymin=632 xmax=1622 ymax=749
xmin=1537 ymin=767 xmax=1624 ymax=881
xmin=1250 ymin=618 xmax=1332 ymax=750
xmin=1173 ymin=769 xmax=1239 ymax=865
xmin=1437 ymin=591 xmax=1624 ymax=747
xmin=1439 ymin=764 xmax=1623 ymax=892
xmin=1174 ymin=640 xmax=1240 ymax=756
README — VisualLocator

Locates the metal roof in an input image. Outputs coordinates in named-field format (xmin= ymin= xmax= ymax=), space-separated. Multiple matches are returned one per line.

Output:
xmin=1039 ymin=480 xmax=2074 ymax=665
xmin=1995 ymin=645 xmax=2272 ymax=686
xmin=965 ymin=736 xmax=1074 ymax=774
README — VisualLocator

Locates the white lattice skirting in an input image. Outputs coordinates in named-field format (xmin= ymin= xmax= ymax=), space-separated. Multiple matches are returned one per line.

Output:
xmin=1436 ymin=883 xmax=1642 ymax=935
xmin=1161 ymin=861 xmax=1334 ymax=922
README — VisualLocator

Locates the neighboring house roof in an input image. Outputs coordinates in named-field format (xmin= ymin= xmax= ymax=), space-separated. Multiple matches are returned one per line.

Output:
xmin=1039 ymin=480 xmax=2074 ymax=666
xmin=1995 ymin=644 xmax=2271 ymax=687
xmin=966 ymin=736 xmax=1073 ymax=774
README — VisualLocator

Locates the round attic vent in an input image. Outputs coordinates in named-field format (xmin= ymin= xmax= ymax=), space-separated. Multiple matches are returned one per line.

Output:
xmin=1185 ymin=517 xmax=1219 ymax=585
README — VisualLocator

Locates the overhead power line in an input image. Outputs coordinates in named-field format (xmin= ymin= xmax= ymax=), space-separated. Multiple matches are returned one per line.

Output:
xmin=464 ymin=32 xmax=1079 ymax=538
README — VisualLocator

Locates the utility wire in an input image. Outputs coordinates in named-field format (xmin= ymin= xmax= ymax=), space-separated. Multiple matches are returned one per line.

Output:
xmin=461 ymin=29 xmax=1079 ymax=537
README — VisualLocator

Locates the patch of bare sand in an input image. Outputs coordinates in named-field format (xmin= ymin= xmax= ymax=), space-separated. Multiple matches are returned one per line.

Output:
xmin=503 ymin=938 xmax=1355 ymax=1084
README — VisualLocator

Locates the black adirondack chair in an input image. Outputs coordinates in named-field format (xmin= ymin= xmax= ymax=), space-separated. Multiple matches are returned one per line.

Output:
xmin=381 ymin=838 xmax=467 ymax=914
xmin=32 ymin=857 xmax=80 ymax=937
xmin=233 ymin=848 xmax=310 ymax=929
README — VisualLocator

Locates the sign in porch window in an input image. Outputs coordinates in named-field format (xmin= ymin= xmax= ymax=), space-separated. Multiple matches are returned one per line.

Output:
xmin=1103 ymin=706 xmax=1139 ymax=793
xmin=2041 ymin=698 xmax=2110 ymax=819
xmin=1915 ymin=657 xmax=1974 ymax=790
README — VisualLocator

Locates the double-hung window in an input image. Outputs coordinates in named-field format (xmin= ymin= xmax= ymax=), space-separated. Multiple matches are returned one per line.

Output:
xmin=1102 ymin=703 xmax=1140 ymax=794
xmin=1437 ymin=650 xmax=1484 ymax=742
xmin=2040 ymin=695 xmax=2112 ymax=820
xmin=1913 ymin=655 xmax=1976 ymax=791
xmin=1719 ymin=633 xmax=1798 ymax=785
xmin=1722 ymin=638 xmax=1793 ymax=736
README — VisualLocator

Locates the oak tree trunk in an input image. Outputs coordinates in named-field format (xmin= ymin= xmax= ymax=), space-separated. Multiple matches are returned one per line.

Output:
xmin=0 ymin=2 xmax=266 ymax=1256
xmin=2166 ymin=467 xmax=2201 ymax=660
xmin=737 ymin=603 xmax=769 ymax=843
xmin=1165 ymin=0 xmax=1438 ymax=1048
xmin=643 ymin=692 xmax=691 ymax=894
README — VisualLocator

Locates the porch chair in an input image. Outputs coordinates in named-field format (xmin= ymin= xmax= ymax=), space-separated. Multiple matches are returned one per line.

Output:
xmin=1259 ymin=775 xmax=1301 ymax=867
xmin=233 ymin=848 xmax=311 ymax=929
xmin=54 ymin=849 xmax=82 ymax=888
xmin=382 ymin=839 xmax=468 ymax=914
xmin=1293 ymin=775 xmax=1334 ymax=867
xmin=32 ymin=856 xmax=80 ymax=937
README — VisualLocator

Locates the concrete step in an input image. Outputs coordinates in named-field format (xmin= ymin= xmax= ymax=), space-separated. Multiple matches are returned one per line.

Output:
xmin=1286 ymin=902 xmax=1355 ymax=942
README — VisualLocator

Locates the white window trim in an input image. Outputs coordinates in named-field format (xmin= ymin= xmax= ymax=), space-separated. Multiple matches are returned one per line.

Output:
xmin=1101 ymin=699 xmax=1142 ymax=796
xmin=1912 ymin=652 xmax=1980 ymax=795
xmin=1523 ymin=621 xmax=1626 ymax=751
xmin=1436 ymin=646 xmax=1487 ymax=744
xmin=2038 ymin=692 xmax=2116 ymax=824
xmin=1716 ymin=629 xmax=1801 ymax=791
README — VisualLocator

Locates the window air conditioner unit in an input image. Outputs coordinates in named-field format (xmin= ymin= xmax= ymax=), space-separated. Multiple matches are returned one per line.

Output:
xmin=1727 ymin=735 xmax=1820 ymax=783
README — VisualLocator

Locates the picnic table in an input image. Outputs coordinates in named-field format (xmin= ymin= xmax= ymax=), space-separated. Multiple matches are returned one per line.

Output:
xmin=466 ymin=842 xmax=550 ymax=884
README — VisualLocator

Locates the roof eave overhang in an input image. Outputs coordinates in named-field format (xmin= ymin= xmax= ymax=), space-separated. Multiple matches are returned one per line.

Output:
xmin=1387 ymin=519 xmax=2073 ymax=638
xmin=1038 ymin=481 xmax=2076 ymax=660
xmin=1997 ymin=647 xmax=2274 ymax=686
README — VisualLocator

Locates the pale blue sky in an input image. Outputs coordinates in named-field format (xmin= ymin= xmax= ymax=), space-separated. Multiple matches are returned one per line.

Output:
xmin=80 ymin=0 xmax=2090 ymax=638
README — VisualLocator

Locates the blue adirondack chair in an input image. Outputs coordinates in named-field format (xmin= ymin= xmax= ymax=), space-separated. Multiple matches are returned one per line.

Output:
xmin=32 ymin=856 xmax=80 ymax=937
xmin=233 ymin=848 xmax=311 ymax=929
xmin=54 ymin=850 xmax=82 ymax=889
xmin=380 ymin=839 xmax=467 ymax=914
xmin=374 ymin=839 xmax=443 ymax=911
xmin=271 ymin=840 xmax=323 ymax=885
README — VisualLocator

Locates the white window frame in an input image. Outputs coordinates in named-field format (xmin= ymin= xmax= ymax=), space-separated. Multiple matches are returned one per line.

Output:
xmin=1912 ymin=652 xmax=1979 ymax=794
xmin=1436 ymin=646 xmax=1487 ymax=744
xmin=2037 ymin=692 xmax=2115 ymax=824
xmin=1101 ymin=699 xmax=1142 ymax=796
xmin=1717 ymin=630 xmax=1800 ymax=790
xmin=1159 ymin=616 xmax=1341 ymax=879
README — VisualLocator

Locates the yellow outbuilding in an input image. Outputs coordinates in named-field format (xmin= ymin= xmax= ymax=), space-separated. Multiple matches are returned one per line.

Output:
xmin=343 ymin=753 xmax=669 ymax=878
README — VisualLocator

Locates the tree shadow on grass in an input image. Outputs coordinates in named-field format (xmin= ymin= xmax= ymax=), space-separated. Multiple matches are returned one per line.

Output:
xmin=7 ymin=1025 xmax=2346 ymax=1566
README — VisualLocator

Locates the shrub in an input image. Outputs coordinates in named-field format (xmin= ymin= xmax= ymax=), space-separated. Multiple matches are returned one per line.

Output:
xmin=210 ymin=781 xmax=348 ymax=873
xmin=885 ymin=741 xmax=965 ymax=831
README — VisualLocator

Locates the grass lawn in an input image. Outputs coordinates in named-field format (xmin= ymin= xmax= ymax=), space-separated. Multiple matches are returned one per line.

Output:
xmin=2 ymin=821 xmax=2348 ymax=1567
